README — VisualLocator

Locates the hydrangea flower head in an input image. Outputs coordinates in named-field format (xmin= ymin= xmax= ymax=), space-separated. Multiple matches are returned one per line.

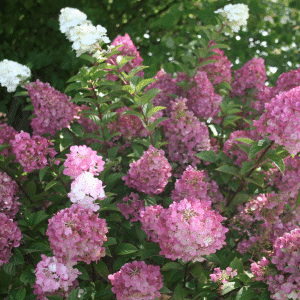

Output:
xmin=215 ymin=4 xmax=249 ymax=32
xmin=0 ymin=123 xmax=18 ymax=158
xmin=0 ymin=171 xmax=21 ymax=219
xmin=63 ymin=145 xmax=105 ymax=179
xmin=59 ymin=7 xmax=88 ymax=34
xmin=0 ymin=213 xmax=22 ymax=266
xmin=106 ymin=33 xmax=144 ymax=81
xmin=117 ymin=193 xmax=145 ymax=222
xmin=108 ymin=261 xmax=163 ymax=300
xmin=26 ymin=79 xmax=81 ymax=136
xmin=0 ymin=59 xmax=31 ymax=92
xmin=140 ymin=199 xmax=228 ymax=262
xmin=254 ymin=86 xmax=300 ymax=156
xmin=46 ymin=204 xmax=108 ymax=264
xmin=33 ymin=254 xmax=81 ymax=300
xmin=122 ymin=145 xmax=172 ymax=196
xmin=68 ymin=23 xmax=110 ymax=57
xmin=10 ymin=131 xmax=57 ymax=173
xmin=68 ymin=171 xmax=105 ymax=211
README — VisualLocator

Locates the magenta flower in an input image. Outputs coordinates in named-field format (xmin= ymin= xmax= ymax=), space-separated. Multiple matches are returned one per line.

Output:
xmin=46 ymin=204 xmax=108 ymax=264
xmin=108 ymin=261 xmax=163 ymax=300
xmin=10 ymin=131 xmax=57 ymax=173
xmin=0 ymin=123 xmax=18 ymax=158
xmin=123 ymin=145 xmax=172 ymax=196
xmin=63 ymin=145 xmax=105 ymax=179
xmin=117 ymin=193 xmax=145 ymax=222
xmin=0 ymin=212 xmax=22 ymax=267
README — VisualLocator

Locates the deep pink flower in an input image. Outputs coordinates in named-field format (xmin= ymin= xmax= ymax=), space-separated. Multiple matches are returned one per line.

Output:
xmin=108 ymin=261 xmax=163 ymax=300
xmin=0 ymin=123 xmax=18 ymax=158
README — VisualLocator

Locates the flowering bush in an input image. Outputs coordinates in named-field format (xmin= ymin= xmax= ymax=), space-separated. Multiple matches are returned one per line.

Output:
xmin=0 ymin=4 xmax=299 ymax=300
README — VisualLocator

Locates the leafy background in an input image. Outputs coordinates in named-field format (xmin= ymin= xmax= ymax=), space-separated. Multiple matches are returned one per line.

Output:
xmin=0 ymin=0 xmax=299 ymax=131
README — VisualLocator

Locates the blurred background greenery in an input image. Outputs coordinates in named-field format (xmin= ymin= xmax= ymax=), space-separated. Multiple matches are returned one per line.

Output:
xmin=1 ymin=0 xmax=299 ymax=131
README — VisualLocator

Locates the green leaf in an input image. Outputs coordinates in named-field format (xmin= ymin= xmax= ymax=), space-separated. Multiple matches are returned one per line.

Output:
xmin=28 ymin=211 xmax=49 ymax=226
xmin=230 ymin=257 xmax=243 ymax=274
xmin=140 ymin=88 xmax=161 ymax=105
xmin=190 ymin=262 xmax=206 ymax=282
xmin=94 ymin=260 xmax=110 ymax=278
xmin=146 ymin=106 xmax=166 ymax=118
xmin=103 ymin=237 xmax=117 ymax=246
xmin=221 ymin=282 xmax=241 ymax=295
xmin=229 ymin=193 xmax=251 ymax=208
xmin=47 ymin=296 xmax=63 ymax=300
xmin=208 ymin=43 xmax=230 ymax=50
xmin=23 ymin=242 xmax=51 ymax=254
xmin=136 ymin=78 xmax=157 ymax=93
xmin=235 ymin=287 xmax=257 ymax=300
xmin=198 ymin=59 xmax=218 ymax=68
xmin=39 ymin=166 xmax=49 ymax=181
xmin=115 ymin=243 xmax=138 ymax=255
xmin=121 ymin=109 xmax=144 ymax=120
xmin=107 ymin=147 xmax=119 ymax=159
xmin=161 ymin=262 xmax=183 ymax=271
xmin=79 ymin=53 xmax=97 ymax=64
xmin=69 ymin=123 xmax=85 ymax=137
xmin=234 ymin=138 xmax=255 ymax=145
xmin=128 ymin=66 xmax=149 ymax=78
xmin=76 ymin=265 xmax=89 ymax=280
xmin=195 ymin=150 xmax=217 ymax=163
xmin=215 ymin=165 xmax=240 ymax=178
xmin=248 ymin=140 xmax=270 ymax=159
xmin=170 ymin=284 xmax=191 ymax=300
xmin=246 ymin=173 xmax=265 ymax=188
xmin=116 ymin=55 xmax=135 ymax=68
xmin=0 ymin=144 xmax=9 ymax=153
xmin=45 ymin=181 xmax=59 ymax=191
xmin=25 ymin=181 xmax=36 ymax=197
xmin=66 ymin=288 xmax=79 ymax=300
xmin=296 ymin=188 xmax=300 ymax=207
xmin=22 ymin=104 xmax=34 ymax=111
xmin=12 ymin=288 xmax=26 ymax=300
xmin=64 ymin=82 xmax=83 ymax=94
xmin=10 ymin=249 xmax=24 ymax=265
xmin=14 ymin=91 xmax=28 ymax=97
xmin=3 ymin=263 xmax=15 ymax=276
xmin=141 ymin=243 xmax=161 ymax=260
xmin=147 ymin=117 xmax=168 ymax=132
xmin=268 ymin=154 xmax=285 ymax=175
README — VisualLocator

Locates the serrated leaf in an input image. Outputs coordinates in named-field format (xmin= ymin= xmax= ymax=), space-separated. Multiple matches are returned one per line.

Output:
xmin=230 ymin=193 xmax=251 ymax=207
xmin=230 ymin=257 xmax=243 ymax=274
xmin=198 ymin=59 xmax=218 ymax=68
xmin=235 ymin=287 xmax=257 ymax=300
xmin=248 ymin=140 xmax=270 ymax=159
xmin=13 ymin=288 xmax=26 ymax=300
xmin=136 ymin=78 xmax=157 ymax=93
xmin=141 ymin=243 xmax=161 ymax=260
xmin=128 ymin=66 xmax=149 ymax=77
xmin=116 ymin=55 xmax=135 ymax=68
xmin=146 ymin=106 xmax=166 ymax=118
xmin=64 ymin=82 xmax=83 ymax=94
xmin=66 ymin=288 xmax=79 ymax=300
xmin=215 ymin=165 xmax=240 ymax=178
xmin=79 ymin=53 xmax=97 ymax=64
xmin=3 ymin=263 xmax=15 ymax=275
xmin=268 ymin=154 xmax=285 ymax=175
xmin=121 ymin=109 xmax=144 ymax=120
xmin=196 ymin=150 xmax=216 ymax=162
xmin=10 ymin=249 xmax=24 ymax=265
xmin=140 ymin=88 xmax=161 ymax=105
xmin=221 ymin=282 xmax=241 ymax=295
xmin=234 ymin=138 xmax=255 ymax=145
xmin=115 ymin=243 xmax=138 ymax=255
xmin=208 ymin=43 xmax=230 ymax=50
xmin=147 ymin=117 xmax=168 ymax=132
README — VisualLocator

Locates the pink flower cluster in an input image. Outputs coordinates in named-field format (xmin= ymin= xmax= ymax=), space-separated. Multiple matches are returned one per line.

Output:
xmin=140 ymin=198 xmax=228 ymax=262
xmin=267 ymin=228 xmax=300 ymax=299
xmin=171 ymin=166 xmax=210 ymax=203
xmin=210 ymin=267 xmax=237 ymax=292
xmin=117 ymin=192 xmax=145 ymax=222
xmin=272 ymin=66 xmax=300 ymax=96
xmin=254 ymin=86 xmax=300 ymax=156
xmin=68 ymin=171 xmax=106 ymax=211
xmin=0 ymin=123 xmax=18 ymax=158
xmin=33 ymin=254 xmax=81 ymax=300
xmin=123 ymin=145 xmax=172 ymax=196
xmin=163 ymin=97 xmax=211 ymax=173
xmin=108 ymin=107 xmax=149 ymax=141
xmin=223 ymin=129 xmax=262 ymax=167
xmin=63 ymin=144 xmax=105 ymax=179
xmin=10 ymin=131 xmax=57 ymax=173
xmin=0 ymin=212 xmax=22 ymax=266
xmin=250 ymin=257 xmax=269 ymax=282
xmin=108 ymin=261 xmax=163 ymax=300
xmin=46 ymin=204 xmax=108 ymax=264
xmin=177 ymin=70 xmax=222 ymax=121
xmin=106 ymin=33 xmax=144 ymax=81
xmin=0 ymin=171 xmax=20 ymax=219
xmin=230 ymin=57 xmax=267 ymax=98
xmin=231 ymin=192 xmax=297 ymax=256
xmin=199 ymin=40 xmax=232 ymax=85
xmin=26 ymin=79 xmax=80 ymax=136
xmin=144 ymin=68 xmax=183 ymax=117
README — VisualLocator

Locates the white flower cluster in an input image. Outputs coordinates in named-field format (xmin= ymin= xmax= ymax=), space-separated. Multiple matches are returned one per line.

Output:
xmin=215 ymin=4 xmax=249 ymax=33
xmin=59 ymin=7 xmax=110 ymax=57
xmin=0 ymin=59 xmax=31 ymax=92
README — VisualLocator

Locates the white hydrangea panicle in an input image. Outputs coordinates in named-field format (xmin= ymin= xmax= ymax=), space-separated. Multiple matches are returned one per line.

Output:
xmin=0 ymin=59 xmax=31 ymax=92
xmin=215 ymin=4 xmax=249 ymax=32
xmin=59 ymin=7 xmax=88 ymax=34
